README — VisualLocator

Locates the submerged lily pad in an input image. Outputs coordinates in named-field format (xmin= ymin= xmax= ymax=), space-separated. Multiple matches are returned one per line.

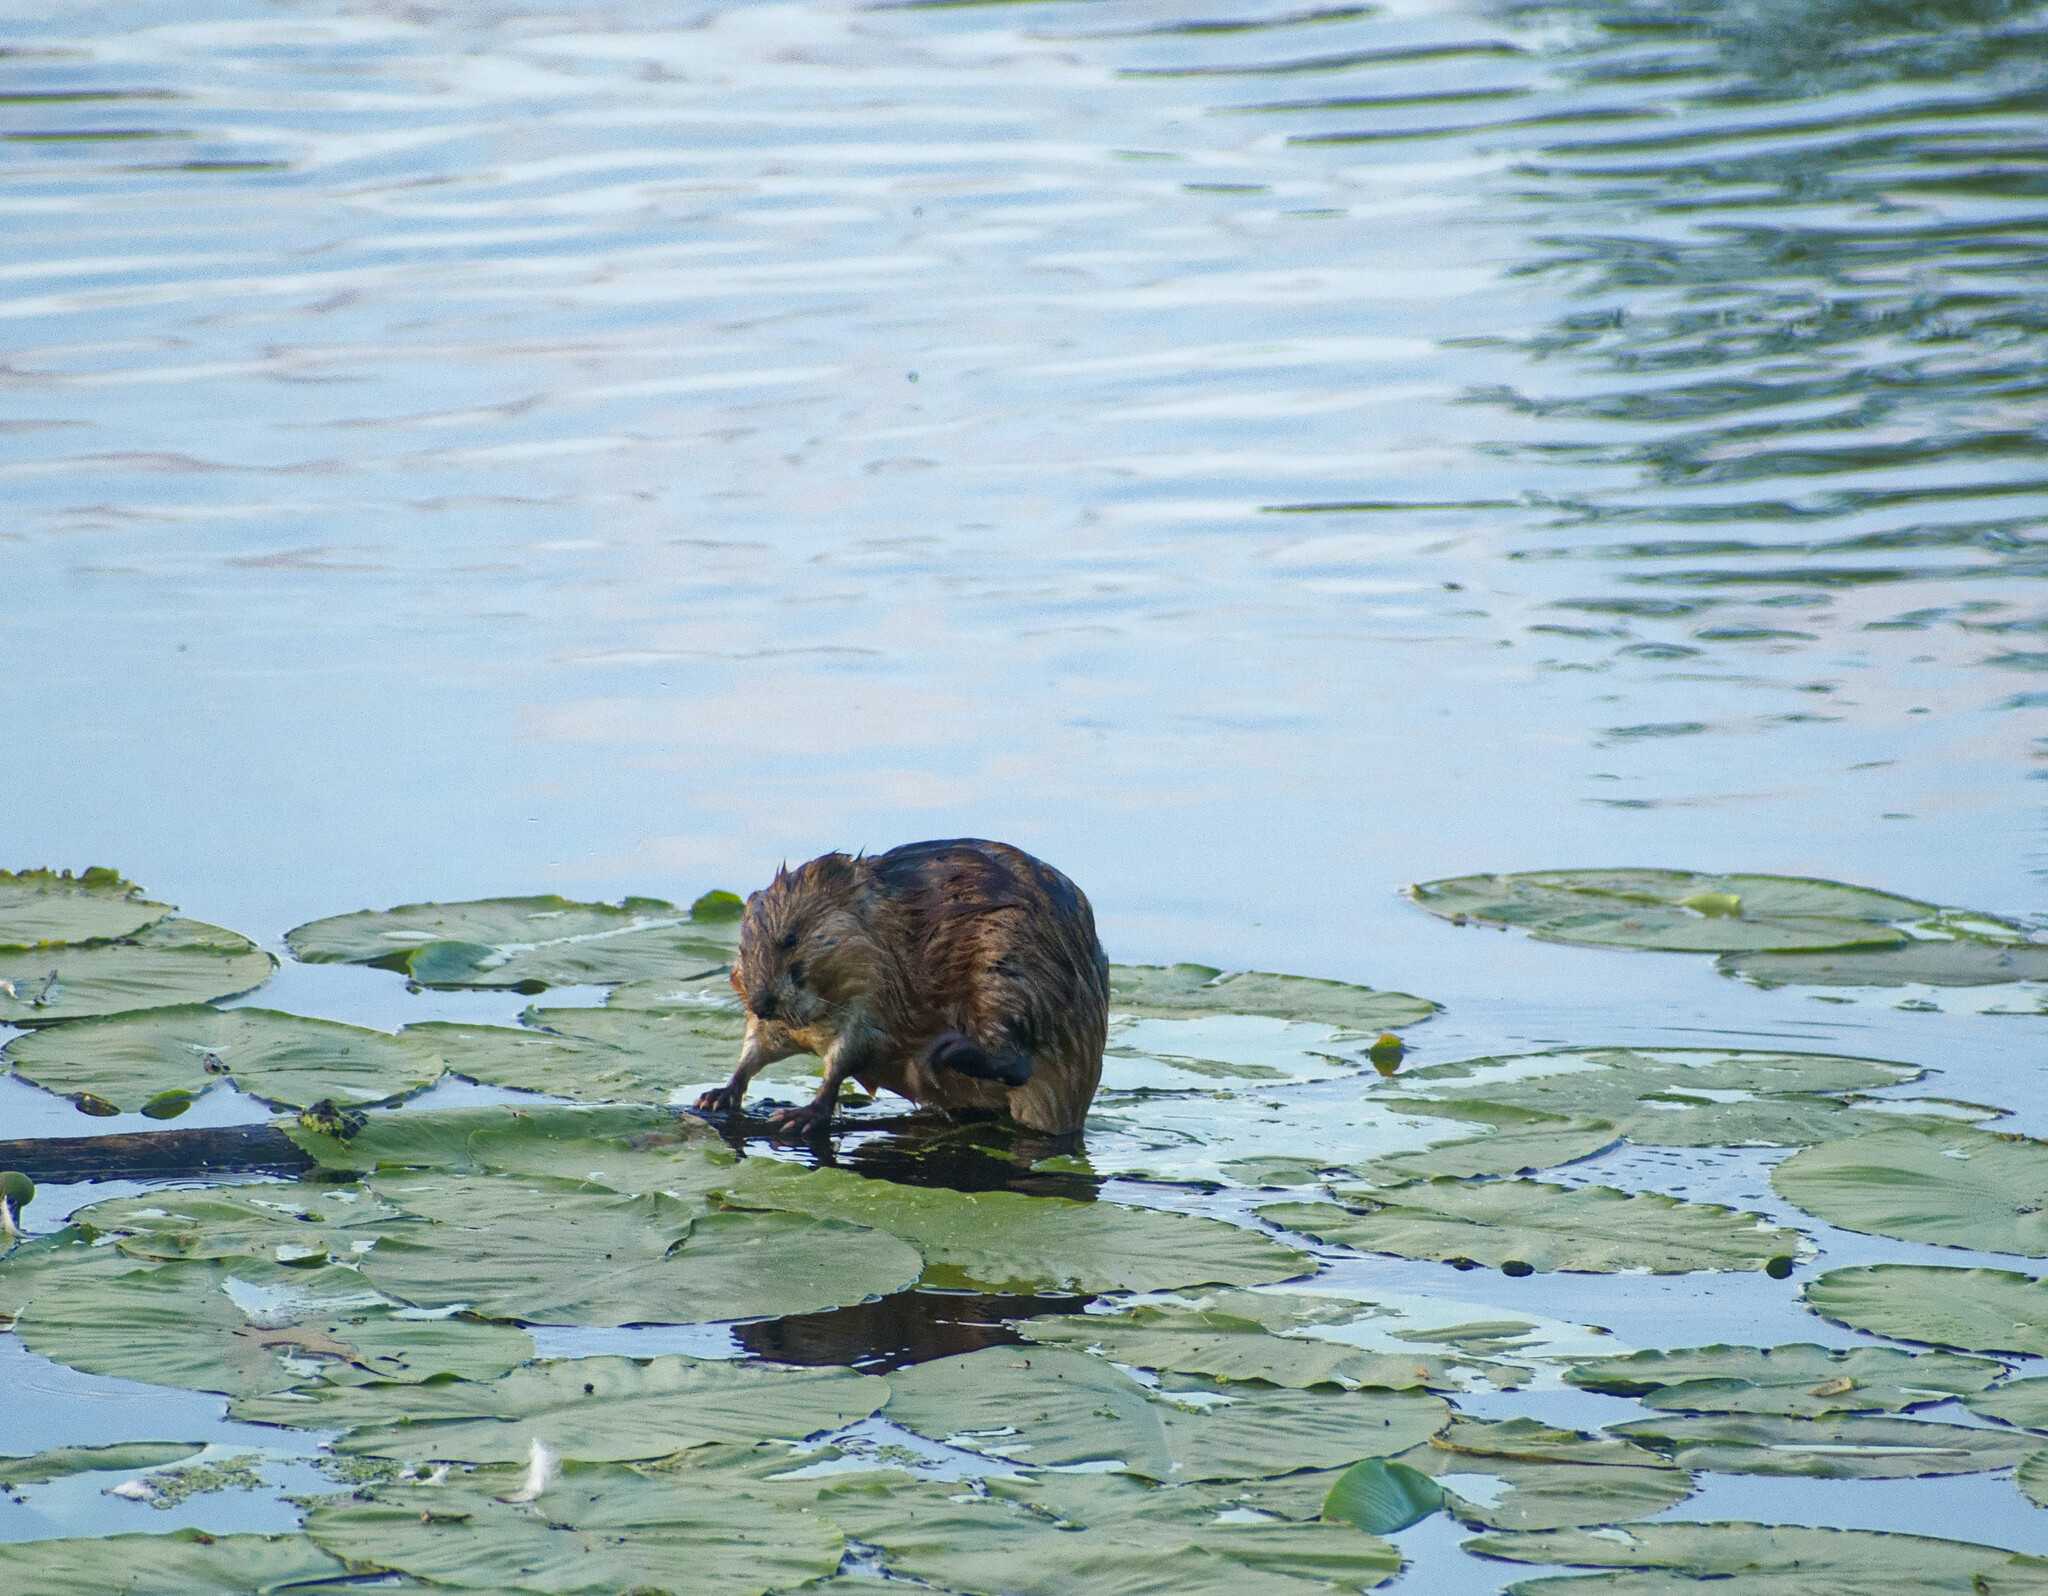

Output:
xmin=1410 ymin=869 xmax=1933 ymax=953
xmin=1468 ymin=1522 xmax=2048 ymax=1595
xmin=1108 ymin=965 xmax=1438 ymax=1031
xmin=1772 ymin=1128 xmax=2048 ymax=1254
xmin=1607 ymin=1412 xmax=2036 ymax=1478
xmin=713 ymin=1157 xmax=1308 ymax=1294
xmin=234 ymin=1354 xmax=884 ymax=1462
xmin=1806 ymin=1265 xmax=2048 ymax=1356
xmin=0 ymin=1530 xmax=346 ymax=1596
xmin=306 ymin=1453 xmax=842 ymax=1596
xmin=0 ymin=1442 xmax=204 ymax=1486
xmin=1260 ymin=1180 xmax=1798 ymax=1274
xmin=6 ymin=1006 xmax=441 ymax=1114
xmin=1721 ymin=936 xmax=2048 ymax=990
xmin=1566 ymin=1343 xmax=2004 ymax=1416
xmin=0 ymin=868 xmax=170 ymax=949
xmin=0 ymin=921 xmax=275 ymax=1028
xmin=285 ymin=894 xmax=737 ymax=992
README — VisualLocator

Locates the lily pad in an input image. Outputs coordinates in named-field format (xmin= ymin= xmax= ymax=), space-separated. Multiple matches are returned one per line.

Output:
xmin=1467 ymin=1522 xmax=2048 ymax=1595
xmin=1607 ymin=1412 xmax=2037 ymax=1477
xmin=285 ymin=894 xmax=737 ymax=992
xmin=357 ymin=1171 xmax=922 ymax=1324
xmin=606 ymin=970 xmax=743 ymax=1013
xmin=16 ymin=1258 xmax=536 ymax=1396
xmin=1966 ymin=1377 xmax=2048 ymax=1433
xmin=1432 ymin=1417 xmax=1667 ymax=1470
xmin=1108 ymin=964 xmax=1438 ymax=1031
xmin=1357 ymin=1113 xmax=1620 ymax=1183
xmin=1260 ymin=1180 xmax=1798 ymax=1274
xmin=1567 ymin=1343 xmax=2004 ymax=1416
xmin=514 ymin=1006 xmax=783 ymax=1102
xmin=1392 ymin=1440 xmax=1692 ymax=1531
xmin=1089 ymin=1092 xmax=1480 ymax=1187
xmin=0 ymin=921 xmax=275 ymax=1028
xmin=1806 ymin=1265 xmax=2048 ymax=1356
xmin=1721 ymin=936 xmax=2048 ymax=990
xmin=0 ymin=1530 xmax=346 ymax=1596
xmin=1410 ymin=869 xmax=1934 ymax=953
xmin=6 ymin=1006 xmax=440 ymax=1114
xmin=233 ymin=1354 xmax=884 ymax=1461
xmin=0 ymin=868 xmax=170 ymax=949
xmin=0 ymin=1224 xmax=150 ymax=1324
xmin=72 ymin=1182 xmax=411 ymax=1268
xmin=1321 ymin=1457 xmax=1441 ymax=1534
xmin=2019 ymin=1448 xmax=2048 ymax=1510
xmin=306 ymin=1453 xmax=842 ymax=1596
xmin=1772 ymin=1128 xmax=2048 ymax=1254
xmin=712 ymin=1157 xmax=1309 ymax=1294
xmin=286 ymin=1102 xmax=693 ymax=1173
xmin=0 ymin=1442 xmax=205 ymax=1486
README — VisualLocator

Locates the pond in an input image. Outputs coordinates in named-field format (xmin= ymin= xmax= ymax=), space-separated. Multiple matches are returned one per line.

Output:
xmin=1 ymin=0 xmax=2045 ymax=1589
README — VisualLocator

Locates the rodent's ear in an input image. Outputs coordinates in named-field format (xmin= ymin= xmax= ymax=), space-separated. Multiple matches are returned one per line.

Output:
xmin=727 ymin=967 xmax=744 ymax=993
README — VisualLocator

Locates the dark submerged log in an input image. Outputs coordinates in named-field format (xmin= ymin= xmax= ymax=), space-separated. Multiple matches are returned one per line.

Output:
xmin=0 ymin=1123 xmax=313 ymax=1184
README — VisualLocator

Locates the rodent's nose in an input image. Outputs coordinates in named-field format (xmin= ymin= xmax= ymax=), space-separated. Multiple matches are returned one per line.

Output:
xmin=750 ymin=991 xmax=779 ymax=1021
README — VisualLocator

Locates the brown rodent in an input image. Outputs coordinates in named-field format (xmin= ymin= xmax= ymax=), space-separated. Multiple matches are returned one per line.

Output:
xmin=694 ymin=838 xmax=1109 ymax=1136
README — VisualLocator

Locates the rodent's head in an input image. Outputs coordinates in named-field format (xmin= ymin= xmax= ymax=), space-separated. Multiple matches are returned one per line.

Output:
xmin=732 ymin=854 xmax=867 ymax=1029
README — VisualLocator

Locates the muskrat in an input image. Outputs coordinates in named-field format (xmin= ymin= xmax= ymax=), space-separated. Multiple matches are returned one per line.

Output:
xmin=693 ymin=838 xmax=1109 ymax=1136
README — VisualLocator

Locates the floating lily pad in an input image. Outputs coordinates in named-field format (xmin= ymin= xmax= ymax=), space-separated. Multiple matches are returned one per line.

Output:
xmin=286 ymin=1102 xmax=691 ymax=1174
xmin=1260 ymin=1180 xmax=1798 ymax=1274
xmin=357 ymin=1171 xmax=921 ymax=1324
xmin=606 ymin=970 xmax=742 ymax=1013
xmin=0 ymin=868 xmax=170 ymax=949
xmin=1567 ymin=1343 xmax=2004 ymax=1416
xmin=805 ymin=1463 xmax=1403 ymax=1595
xmin=1773 ymin=1128 xmax=2048 ymax=1254
xmin=285 ymin=894 xmax=737 ymax=992
xmin=0 ymin=1224 xmax=148 ymax=1324
xmin=1721 ymin=936 xmax=2048 ymax=990
xmin=1806 ymin=1265 xmax=2048 ymax=1356
xmin=1357 ymin=1113 xmax=1620 ymax=1183
xmin=306 ymin=1453 xmax=842 ymax=1596
xmin=1391 ymin=1441 xmax=1691 ymax=1531
xmin=0 ymin=1530 xmax=346 ymax=1596
xmin=0 ymin=1442 xmax=204 ymax=1486
xmin=1321 ymin=1457 xmax=1441 ymax=1534
xmin=1410 ymin=869 xmax=1933 ymax=954
xmin=234 ymin=1354 xmax=884 ymax=1462
xmin=6 ymin=1006 xmax=440 ymax=1114
xmin=2019 ymin=1448 xmax=2048 ymax=1510
xmin=1372 ymin=1047 xmax=1968 ymax=1149
xmin=1607 ymin=1412 xmax=2036 ymax=1478
xmin=1433 ymin=1417 xmax=1666 ymax=1469
xmin=513 ymin=1006 xmax=789 ymax=1102
xmin=0 ymin=921 xmax=275 ymax=1028
xmin=884 ymin=1346 xmax=1446 ymax=1481
xmin=16 ymin=1258 xmax=536 ymax=1396
xmin=1468 ymin=1522 xmax=2048 ymax=1595
xmin=72 ymin=1182 xmax=410 ymax=1268
xmin=1966 ymin=1377 xmax=2048 ymax=1433
xmin=713 ymin=1157 xmax=1309 ymax=1294
xmin=1108 ymin=964 xmax=1438 ymax=1031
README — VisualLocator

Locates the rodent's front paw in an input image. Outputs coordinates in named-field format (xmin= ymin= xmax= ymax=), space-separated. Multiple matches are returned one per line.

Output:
xmin=694 ymin=1086 xmax=741 ymax=1115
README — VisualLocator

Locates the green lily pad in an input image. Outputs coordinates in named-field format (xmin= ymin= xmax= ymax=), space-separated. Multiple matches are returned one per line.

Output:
xmin=0 ymin=868 xmax=171 ymax=949
xmin=0 ymin=921 xmax=275 ymax=1029
xmin=883 ymin=1346 xmax=1446 ymax=1481
xmin=286 ymin=1102 xmax=693 ymax=1173
xmin=1260 ymin=1180 xmax=1799 ymax=1274
xmin=357 ymin=1171 xmax=922 ymax=1324
xmin=1772 ymin=1128 xmax=2048 ymax=1254
xmin=6 ymin=1005 xmax=440 ymax=1115
xmin=1410 ymin=869 xmax=1933 ymax=953
xmin=1806 ymin=1265 xmax=2048 ymax=1356
xmin=285 ymin=894 xmax=737 ymax=992
xmin=233 ymin=1354 xmax=884 ymax=1461
xmin=0 ymin=1530 xmax=346 ymax=1596
xmin=1108 ymin=964 xmax=1438 ymax=1030
xmin=1387 ymin=1440 xmax=1692 ymax=1531
xmin=606 ymin=970 xmax=743 ymax=1013
xmin=1467 ymin=1522 xmax=2048 ymax=1595
xmin=1966 ymin=1377 xmax=2048 ymax=1433
xmin=2019 ymin=1448 xmax=2048 ymax=1510
xmin=306 ymin=1452 xmax=842 ymax=1596
xmin=1567 ymin=1343 xmax=2004 ymax=1416
xmin=515 ymin=1005 xmax=788 ymax=1102
xmin=72 ymin=1181 xmax=410 ymax=1268
xmin=1721 ymin=936 xmax=2048 ymax=990
xmin=712 ymin=1157 xmax=1309 ymax=1294
xmin=1371 ymin=1046 xmax=1974 ymax=1149
xmin=1607 ymin=1412 xmax=2037 ymax=1477
xmin=0 ymin=1442 xmax=205 ymax=1486
xmin=1356 ymin=1114 xmax=1620 ymax=1182
xmin=1321 ymin=1457 xmax=1441 ymax=1534
xmin=16 ymin=1258 xmax=536 ymax=1396
xmin=0 ymin=1224 xmax=148 ymax=1324
xmin=1431 ymin=1417 xmax=1666 ymax=1469
xmin=804 ymin=1464 xmax=1403 ymax=1595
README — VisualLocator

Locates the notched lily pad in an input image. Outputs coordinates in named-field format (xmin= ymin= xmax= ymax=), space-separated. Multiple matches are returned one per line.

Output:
xmin=1773 ymin=1127 xmax=2048 ymax=1254
xmin=1567 ymin=1342 xmax=2004 ymax=1416
xmin=0 ymin=1529 xmax=346 ymax=1596
xmin=1806 ymin=1264 xmax=2048 ymax=1356
xmin=1607 ymin=1411 xmax=2037 ymax=1478
xmin=1108 ymin=964 xmax=1438 ymax=1031
xmin=0 ymin=867 xmax=170 ymax=950
xmin=0 ymin=1442 xmax=205 ymax=1486
xmin=0 ymin=921 xmax=275 ymax=1028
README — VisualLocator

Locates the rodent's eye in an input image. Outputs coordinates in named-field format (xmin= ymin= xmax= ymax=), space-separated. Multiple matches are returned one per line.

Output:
xmin=788 ymin=962 xmax=805 ymax=985
xmin=778 ymin=932 xmax=799 ymax=952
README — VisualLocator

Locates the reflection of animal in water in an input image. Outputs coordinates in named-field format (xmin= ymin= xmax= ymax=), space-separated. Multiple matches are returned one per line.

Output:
xmin=694 ymin=839 xmax=1109 ymax=1136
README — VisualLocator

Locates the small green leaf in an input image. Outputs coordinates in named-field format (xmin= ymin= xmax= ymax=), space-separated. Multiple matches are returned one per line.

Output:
xmin=1322 ymin=1457 xmax=1442 ymax=1534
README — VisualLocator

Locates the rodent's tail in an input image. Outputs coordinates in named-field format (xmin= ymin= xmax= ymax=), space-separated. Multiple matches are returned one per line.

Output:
xmin=923 ymin=1030 xmax=1032 ymax=1088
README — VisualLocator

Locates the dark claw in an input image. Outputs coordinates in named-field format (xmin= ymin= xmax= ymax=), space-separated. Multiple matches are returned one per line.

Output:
xmin=694 ymin=1086 xmax=742 ymax=1115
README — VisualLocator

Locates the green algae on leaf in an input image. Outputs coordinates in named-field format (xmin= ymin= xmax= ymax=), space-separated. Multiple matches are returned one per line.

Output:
xmin=1772 ymin=1128 xmax=2048 ymax=1254
xmin=0 ymin=1441 xmax=204 ymax=1486
xmin=5 ymin=1004 xmax=440 ymax=1113
xmin=1320 ymin=1457 xmax=1441 ymax=1534
xmin=233 ymin=1354 xmax=884 ymax=1461
xmin=306 ymin=1454 xmax=841 ymax=1596
xmin=1807 ymin=1265 xmax=2048 ymax=1356
xmin=1260 ymin=1180 xmax=1798 ymax=1274
xmin=1410 ymin=869 xmax=1933 ymax=953
xmin=1108 ymin=963 xmax=1438 ymax=1030
xmin=713 ymin=1157 xmax=1308 ymax=1294
xmin=1467 ymin=1522 xmax=2048 ymax=1595
xmin=0 ymin=868 xmax=171 ymax=949
xmin=1566 ymin=1342 xmax=2004 ymax=1416
xmin=0 ymin=1529 xmax=345 ymax=1596
xmin=1607 ymin=1412 xmax=2037 ymax=1478
xmin=0 ymin=921 xmax=275 ymax=1029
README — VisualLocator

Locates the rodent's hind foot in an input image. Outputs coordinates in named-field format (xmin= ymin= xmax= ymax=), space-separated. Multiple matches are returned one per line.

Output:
xmin=693 ymin=1084 xmax=744 ymax=1116
xmin=923 ymin=1031 xmax=1032 ymax=1088
xmin=766 ymin=1100 xmax=837 ymax=1139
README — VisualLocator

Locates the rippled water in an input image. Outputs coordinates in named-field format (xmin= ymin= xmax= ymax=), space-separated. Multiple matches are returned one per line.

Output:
xmin=3 ymin=0 xmax=2046 ymax=1583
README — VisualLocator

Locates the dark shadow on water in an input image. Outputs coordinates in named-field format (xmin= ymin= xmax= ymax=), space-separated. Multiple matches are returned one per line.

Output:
xmin=736 ymin=1286 xmax=1091 ymax=1372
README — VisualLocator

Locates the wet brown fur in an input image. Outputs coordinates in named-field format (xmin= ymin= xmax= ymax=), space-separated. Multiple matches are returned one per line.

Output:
xmin=694 ymin=839 xmax=1109 ymax=1135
